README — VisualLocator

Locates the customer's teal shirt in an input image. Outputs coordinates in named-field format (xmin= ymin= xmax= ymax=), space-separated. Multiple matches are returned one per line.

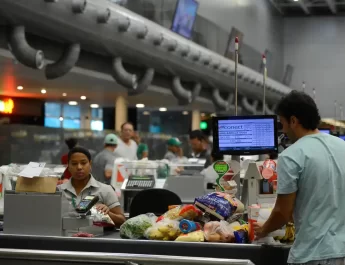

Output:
xmin=277 ymin=133 xmax=345 ymax=264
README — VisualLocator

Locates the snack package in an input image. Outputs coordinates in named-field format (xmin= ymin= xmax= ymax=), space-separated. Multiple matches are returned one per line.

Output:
xmin=195 ymin=192 xmax=244 ymax=220
xmin=72 ymin=232 xmax=94 ymax=237
xmin=120 ymin=213 xmax=157 ymax=239
xmin=232 ymin=223 xmax=249 ymax=244
xmin=91 ymin=207 xmax=115 ymax=227
xmin=145 ymin=219 xmax=181 ymax=241
xmin=204 ymin=221 xmax=237 ymax=243
xmin=175 ymin=230 xmax=204 ymax=242
xmin=157 ymin=204 xmax=202 ymax=222
xmin=179 ymin=219 xmax=202 ymax=234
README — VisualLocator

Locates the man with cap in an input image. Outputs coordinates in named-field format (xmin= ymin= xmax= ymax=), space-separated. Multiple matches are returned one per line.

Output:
xmin=93 ymin=134 xmax=118 ymax=185
xmin=164 ymin=138 xmax=182 ymax=161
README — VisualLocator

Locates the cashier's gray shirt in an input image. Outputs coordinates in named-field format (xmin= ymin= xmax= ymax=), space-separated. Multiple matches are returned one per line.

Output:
xmin=93 ymin=149 xmax=116 ymax=184
xmin=58 ymin=175 xmax=120 ymax=210
xmin=164 ymin=151 xmax=178 ymax=161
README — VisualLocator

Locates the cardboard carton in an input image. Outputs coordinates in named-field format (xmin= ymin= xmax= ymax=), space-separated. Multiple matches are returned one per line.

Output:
xmin=15 ymin=176 xmax=58 ymax=193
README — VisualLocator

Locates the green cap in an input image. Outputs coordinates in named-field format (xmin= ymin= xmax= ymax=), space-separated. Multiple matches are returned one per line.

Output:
xmin=167 ymin=137 xmax=182 ymax=147
xmin=104 ymin=134 xmax=118 ymax=145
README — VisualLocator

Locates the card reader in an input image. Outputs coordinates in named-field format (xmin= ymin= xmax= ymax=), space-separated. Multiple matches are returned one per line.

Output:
xmin=75 ymin=195 xmax=99 ymax=214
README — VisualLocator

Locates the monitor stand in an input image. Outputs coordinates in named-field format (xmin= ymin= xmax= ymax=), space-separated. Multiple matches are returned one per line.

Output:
xmin=232 ymin=155 xmax=241 ymax=199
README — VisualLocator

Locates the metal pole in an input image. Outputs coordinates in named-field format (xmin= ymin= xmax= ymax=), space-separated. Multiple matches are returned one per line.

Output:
xmin=340 ymin=104 xmax=343 ymax=121
xmin=262 ymin=54 xmax=267 ymax=115
xmin=335 ymin=100 xmax=337 ymax=132
xmin=302 ymin=82 xmax=306 ymax=92
xmin=235 ymin=37 xmax=239 ymax=116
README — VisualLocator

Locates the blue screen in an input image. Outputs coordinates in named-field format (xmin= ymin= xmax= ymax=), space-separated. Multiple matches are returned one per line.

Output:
xmin=319 ymin=129 xmax=330 ymax=134
xmin=44 ymin=117 xmax=61 ymax=128
xmin=339 ymin=135 xmax=345 ymax=141
xmin=171 ymin=0 xmax=199 ymax=39
xmin=63 ymin=119 xmax=81 ymax=129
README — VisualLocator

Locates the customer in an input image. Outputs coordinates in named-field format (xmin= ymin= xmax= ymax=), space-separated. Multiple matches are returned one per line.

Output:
xmin=189 ymin=130 xmax=212 ymax=168
xmin=93 ymin=134 xmax=118 ymax=185
xmin=133 ymin=132 xmax=148 ymax=160
xmin=59 ymin=146 xmax=125 ymax=226
xmin=114 ymin=122 xmax=138 ymax=160
xmin=61 ymin=138 xmax=78 ymax=181
xmin=164 ymin=137 xmax=182 ymax=161
xmin=254 ymin=91 xmax=345 ymax=265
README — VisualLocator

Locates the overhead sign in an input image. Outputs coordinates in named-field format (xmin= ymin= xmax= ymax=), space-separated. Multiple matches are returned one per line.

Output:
xmin=0 ymin=98 xmax=14 ymax=114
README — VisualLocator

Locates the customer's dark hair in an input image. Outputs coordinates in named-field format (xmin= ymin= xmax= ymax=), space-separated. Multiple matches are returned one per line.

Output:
xmin=275 ymin=90 xmax=321 ymax=130
xmin=65 ymin=138 xmax=78 ymax=150
xmin=68 ymin=146 xmax=91 ymax=162
xmin=189 ymin=130 xmax=207 ymax=142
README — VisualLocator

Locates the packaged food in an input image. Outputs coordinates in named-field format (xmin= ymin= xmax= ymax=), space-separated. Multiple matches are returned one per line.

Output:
xmin=145 ymin=219 xmax=181 ymax=241
xmin=262 ymin=159 xmax=277 ymax=183
xmin=120 ymin=213 xmax=157 ymax=239
xmin=233 ymin=223 xmax=249 ymax=244
xmin=91 ymin=206 xmax=115 ymax=227
xmin=204 ymin=221 xmax=237 ymax=243
xmin=175 ymin=230 xmax=204 ymax=242
xmin=195 ymin=192 xmax=244 ymax=220
xmin=72 ymin=232 xmax=94 ymax=237
xmin=157 ymin=204 xmax=202 ymax=222
xmin=179 ymin=219 xmax=201 ymax=234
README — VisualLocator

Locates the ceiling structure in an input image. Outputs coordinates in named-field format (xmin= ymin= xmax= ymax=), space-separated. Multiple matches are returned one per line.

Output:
xmin=269 ymin=0 xmax=345 ymax=15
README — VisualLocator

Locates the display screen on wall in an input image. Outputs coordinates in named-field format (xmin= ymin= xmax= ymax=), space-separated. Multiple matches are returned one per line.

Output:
xmin=171 ymin=0 xmax=199 ymax=39
xmin=0 ymin=97 xmax=43 ymax=116
xmin=224 ymin=27 xmax=244 ymax=61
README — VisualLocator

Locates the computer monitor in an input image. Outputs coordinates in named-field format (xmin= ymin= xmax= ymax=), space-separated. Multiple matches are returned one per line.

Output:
xmin=212 ymin=115 xmax=278 ymax=155
xmin=171 ymin=0 xmax=199 ymax=39
xmin=319 ymin=129 xmax=331 ymax=134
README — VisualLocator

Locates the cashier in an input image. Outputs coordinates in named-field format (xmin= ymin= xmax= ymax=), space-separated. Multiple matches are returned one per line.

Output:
xmin=164 ymin=137 xmax=182 ymax=161
xmin=189 ymin=130 xmax=212 ymax=168
xmin=59 ymin=146 xmax=126 ymax=226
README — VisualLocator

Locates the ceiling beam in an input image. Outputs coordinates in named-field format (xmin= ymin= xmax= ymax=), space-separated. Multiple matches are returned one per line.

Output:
xmin=324 ymin=0 xmax=337 ymax=14
xmin=298 ymin=0 xmax=311 ymax=15
xmin=268 ymin=0 xmax=284 ymax=15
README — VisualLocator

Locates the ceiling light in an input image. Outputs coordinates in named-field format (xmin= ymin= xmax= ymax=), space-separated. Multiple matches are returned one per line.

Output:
xmin=17 ymin=86 xmax=23 ymax=90
xmin=68 ymin=101 xmax=78 ymax=106
xmin=159 ymin=107 xmax=167 ymax=112
xmin=41 ymin=89 xmax=47 ymax=94
xmin=136 ymin=103 xmax=145 ymax=108
xmin=293 ymin=0 xmax=298 ymax=1
xmin=90 ymin=104 xmax=99 ymax=108
xmin=80 ymin=96 xmax=87 ymax=100
xmin=62 ymin=93 xmax=67 ymax=97
xmin=59 ymin=116 xmax=64 ymax=121
xmin=182 ymin=111 xmax=189 ymax=115
xmin=143 ymin=111 xmax=150 ymax=115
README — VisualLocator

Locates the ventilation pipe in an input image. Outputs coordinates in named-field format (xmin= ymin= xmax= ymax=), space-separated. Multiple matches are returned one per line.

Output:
xmin=128 ymin=68 xmax=155 ymax=96
xmin=45 ymin=43 xmax=80 ymax=79
xmin=190 ymin=50 xmax=201 ymax=62
xmin=151 ymin=33 xmax=163 ymax=46
xmin=97 ymin=8 xmax=111 ymax=24
xmin=211 ymin=88 xmax=229 ymax=111
xmin=72 ymin=0 xmax=86 ymax=14
xmin=133 ymin=25 xmax=148 ymax=39
xmin=116 ymin=17 xmax=130 ymax=32
xmin=8 ymin=26 xmax=45 ymax=69
xmin=171 ymin=77 xmax=192 ymax=103
xmin=177 ymin=82 xmax=202 ymax=105
xmin=265 ymin=104 xmax=275 ymax=115
xmin=242 ymin=97 xmax=258 ymax=114
xmin=111 ymin=57 xmax=138 ymax=89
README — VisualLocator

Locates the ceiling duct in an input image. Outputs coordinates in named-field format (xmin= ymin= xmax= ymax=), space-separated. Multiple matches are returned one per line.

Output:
xmin=72 ymin=0 xmax=86 ymax=14
xmin=211 ymin=88 xmax=229 ymax=111
xmin=97 ymin=8 xmax=111 ymax=24
xmin=177 ymin=82 xmax=202 ymax=106
xmin=111 ymin=57 xmax=138 ymax=89
xmin=128 ymin=68 xmax=155 ymax=96
xmin=45 ymin=43 xmax=80 ymax=79
xmin=8 ymin=26 xmax=45 ymax=69
xmin=171 ymin=77 xmax=192 ymax=104
xmin=265 ymin=104 xmax=275 ymax=115
xmin=242 ymin=97 xmax=258 ymax=115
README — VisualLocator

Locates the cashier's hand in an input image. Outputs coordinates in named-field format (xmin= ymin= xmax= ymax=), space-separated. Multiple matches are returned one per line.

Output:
xmin=96 ymin=204 xmax=110 ymax=215
xmin=253 ymin=222 xmax=267 ymax=240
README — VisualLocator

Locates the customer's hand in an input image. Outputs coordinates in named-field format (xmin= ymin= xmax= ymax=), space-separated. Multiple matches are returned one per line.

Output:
xmin=253 ymin=222 xmax=268 ymax=240
xmin=96 ymin=204 xmax=110 ymax=214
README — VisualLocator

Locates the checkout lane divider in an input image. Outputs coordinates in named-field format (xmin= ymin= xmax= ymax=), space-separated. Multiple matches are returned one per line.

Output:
xmin=0 ymin=248 xmax=255 ymax=265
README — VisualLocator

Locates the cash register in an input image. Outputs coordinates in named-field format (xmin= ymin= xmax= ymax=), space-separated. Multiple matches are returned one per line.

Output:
xmin=125 ymin=175 xmax=155 ymax=189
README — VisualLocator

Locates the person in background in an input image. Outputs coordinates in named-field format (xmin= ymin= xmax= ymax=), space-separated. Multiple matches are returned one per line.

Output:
xmin=59 ymin=146 xmax=125 ymax=226
xmin=61 ymin=138 xmax=78 ymax=181
xmin=114 ymin=122 xmax=138 ymax=160
xmin=93 ymin=134 xmax=118 ymax=185
xmin=133 ymin=132 xmax=148 ymax=160
xmin=164 ymin=138 xmax=182 ymax=161
xmin=189 ymin=130 xmax=212 ymax=168
xmin=254 ymin=91 xmax=345 ymax=265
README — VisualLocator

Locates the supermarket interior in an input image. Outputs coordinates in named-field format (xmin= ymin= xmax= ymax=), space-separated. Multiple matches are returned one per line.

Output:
xmin=1 ymin=0 xmax=345 ymax=265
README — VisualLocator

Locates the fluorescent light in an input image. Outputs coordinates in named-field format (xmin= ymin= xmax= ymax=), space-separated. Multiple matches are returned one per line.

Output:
xmin=159 ymin=107 xmax=167 ymax=112
xmin=136 ymin=103 xmax=145 ymax=108
xmin=182 ymin=111 xmax=189 ymax=115
xmin=293 ymin=0 xmax=299 ymax=2
xmin=41 ymin=89 xmax=47 ymax=94
xmin=17 ymin=86 xmax=23 ymax=90
xmin=59 ymin=116 xmax=64 ymax=121
xmin=62 ymin=93 xmax=67 ymax=97
xmin=143 ymin=111 xmax=150 ymax=115
xmin=90 ymin=104 xmax=99 ymax=108
xmin=68 ymin=101 xmax=78 ymax=106
xmin=80 ymin=96 xmax=87 ymax=100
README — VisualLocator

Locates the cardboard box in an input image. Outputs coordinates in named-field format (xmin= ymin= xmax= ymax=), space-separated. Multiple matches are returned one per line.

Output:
xmin=15 ymin=176 xmax=58 ymax=193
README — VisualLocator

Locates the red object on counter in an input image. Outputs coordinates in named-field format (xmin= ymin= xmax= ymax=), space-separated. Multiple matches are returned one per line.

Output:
xmin=61 ymin=153 xmax=71 ymax=180
xmin=261 ymin=159 xmax=277 ymax=183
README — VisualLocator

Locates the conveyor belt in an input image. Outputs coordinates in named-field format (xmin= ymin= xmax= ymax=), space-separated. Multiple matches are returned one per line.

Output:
xmin=0 ymin=233 xmax=290 ymax=265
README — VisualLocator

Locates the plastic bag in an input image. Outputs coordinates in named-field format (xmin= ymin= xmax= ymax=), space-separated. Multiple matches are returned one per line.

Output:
xmin=145 ymin=219 xmax=181 ymax=241
xmin=120 ymin=213 xmax=157 ymax=239
xmin=175 ymin=230 xmax=204 ymax=242
xmin=91 ymin=206 xmax=115 ymax=227
xmin=195 ymin=192 xmax=244 ymax=220
xmin=157 ymin=204 xmax=202 ymax=222
xmin=204 ymin=221 xmax=237 ymax=243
